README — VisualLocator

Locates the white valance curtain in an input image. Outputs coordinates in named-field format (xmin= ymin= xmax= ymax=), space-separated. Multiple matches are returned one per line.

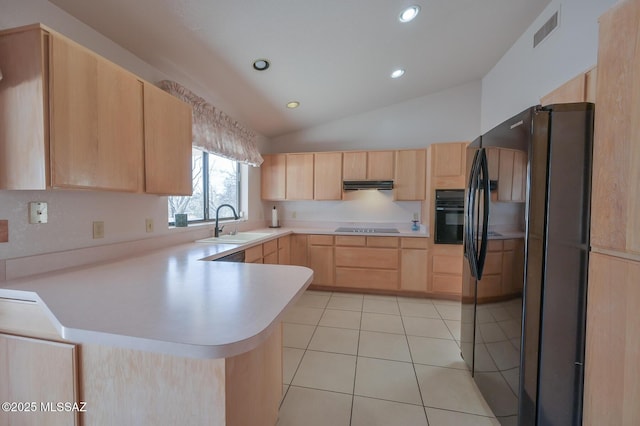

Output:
xmin=158 ymin=80 xmax=263 ymax=167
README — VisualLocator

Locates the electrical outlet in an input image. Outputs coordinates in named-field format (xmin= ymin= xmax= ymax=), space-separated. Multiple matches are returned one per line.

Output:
xmin=0 ymin=220 xmax=8 ymax=243
xmin=28 ymin=202 xmax=48 ymax=224
xmin=93 ymin=221 xmax=104 ymax=239
xmin=291 ymin=211 xmax=297 ymax=219
xmin=145 ymin=218 xmax=154 ymax=233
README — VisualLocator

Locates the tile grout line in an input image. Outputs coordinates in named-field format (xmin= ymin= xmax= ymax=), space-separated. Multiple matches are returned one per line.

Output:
xmin=282 ymin=291 xmax=491 ymax=424
xmin=283 ymin=292 xmax=332 ymax=405
xmin=399 ymin=297 xmax=437 ymax=425
xmin=348 ymin=293 xmax=364 ymax=426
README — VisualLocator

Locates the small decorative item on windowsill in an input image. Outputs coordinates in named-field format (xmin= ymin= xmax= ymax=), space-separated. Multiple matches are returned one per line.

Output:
xmin=175 ymin=214 xmax=188 ymax=227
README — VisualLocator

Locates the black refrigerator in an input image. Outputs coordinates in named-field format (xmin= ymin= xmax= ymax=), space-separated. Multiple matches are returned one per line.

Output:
xmin=461 ymin=103 xmax=594 ymax=426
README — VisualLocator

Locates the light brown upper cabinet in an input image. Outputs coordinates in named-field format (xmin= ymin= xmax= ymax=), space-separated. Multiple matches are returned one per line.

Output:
xmin=431 ymin=142 xmax=467 ymax=189
xmin=540 ymin=66 xmax=597 ymax=106
xmin=585 ymin=66 xmax=597 ymax=103
xmin=589 ymin=0 xmax=640 ymax=257
xmin=0 ymin=24 xmax=192 ymax=195
xmin=342 ymin=151 xmax=368 ymax=180
xmin=394 ymin=149 xmax=426 ymax=200
xmin=49 ymin=35 xmax=144 ymax=192
xmin=314 ymin=152 xmax=343 ymax=200
xmin=143 ymin=82 xmax=192 ymax=195
xmin=343 ymin=150 xmax=395 ymax=180
xmin=367 ymin=151 xmax=395 ymax=180
xmin=285 ymin=153 xmax=314 ymax=200
xmin=261 ymin=154 xmax=286 ymax=200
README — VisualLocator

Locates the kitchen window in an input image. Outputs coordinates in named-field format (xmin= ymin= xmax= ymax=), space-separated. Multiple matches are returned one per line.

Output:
xmin=168 ymin=148 xmax=240 ymax=224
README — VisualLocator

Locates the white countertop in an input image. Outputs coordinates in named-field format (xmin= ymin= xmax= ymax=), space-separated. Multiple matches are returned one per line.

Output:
xmin=0 ymin=242 xmax=313 ymax=360
xmin=0 ymin=225 xmax=427 ymax=359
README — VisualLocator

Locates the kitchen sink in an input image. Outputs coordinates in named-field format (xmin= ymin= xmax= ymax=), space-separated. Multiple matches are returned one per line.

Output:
xmin=196 ymin=232 xmax=272 ymax=244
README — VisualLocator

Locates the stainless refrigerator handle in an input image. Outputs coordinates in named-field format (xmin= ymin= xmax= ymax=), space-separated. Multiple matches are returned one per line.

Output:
xmin=475 ymin=149 xmax=490 ymax=280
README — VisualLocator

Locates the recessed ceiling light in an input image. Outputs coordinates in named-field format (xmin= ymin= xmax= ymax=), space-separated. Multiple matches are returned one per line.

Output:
xmin=391 ymin=69 xmax=405 ymax=79
xmin=253 ymin=59 xmax=270 ymax=71
xmin=399 ymin=5 xmax=421 ymax=23
xmin=286 ymin=101 xmax=300 ymax=109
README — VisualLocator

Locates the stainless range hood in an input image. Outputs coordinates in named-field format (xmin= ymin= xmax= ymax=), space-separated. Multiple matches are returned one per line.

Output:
xmin=343 ymin=180 xmax=394 ymax=191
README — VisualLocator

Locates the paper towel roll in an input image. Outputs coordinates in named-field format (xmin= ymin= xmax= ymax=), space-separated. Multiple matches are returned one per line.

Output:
xmin=271 ymin=206 xmax=278 ymax=227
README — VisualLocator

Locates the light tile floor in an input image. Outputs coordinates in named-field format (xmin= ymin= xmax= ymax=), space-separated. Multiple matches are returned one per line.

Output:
xmin=278 ymin=290 xmax=499 ymax=426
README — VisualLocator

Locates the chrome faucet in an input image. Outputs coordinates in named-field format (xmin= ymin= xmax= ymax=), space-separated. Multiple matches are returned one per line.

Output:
xmin=214 ymin=204 xmax=239 ymax=237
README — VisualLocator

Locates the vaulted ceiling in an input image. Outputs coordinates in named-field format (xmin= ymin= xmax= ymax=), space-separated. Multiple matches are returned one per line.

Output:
xmin=50 ymin=0 xmax=551 ymax=138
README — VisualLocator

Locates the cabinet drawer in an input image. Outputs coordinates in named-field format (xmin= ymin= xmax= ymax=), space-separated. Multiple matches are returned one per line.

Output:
xmin=335 ymin=268 xmax=398 ymax=290
xmin=502 ymin=239 xmax=519 ymax=250
xmin=432 ymin=274 xmax=462 ymax=295
xmin=335 ymin=236 xmax=366 ymax=247
xmin=263 ymin=239 xmax=278 ymax=255
xmin=263 ymin=252 xmax=278 ymax=265
xmin=487 ymin=240 xmax=503 ymax=251
xmin=308 ymin=235 xmax=334 ymax=246
xmin=335 ymin=247 xmax=398 ymax=269
xmin=432 ymin=244 xmax=463 ymax=256
xmin=432 ymin=255 xmax=463 ymax=275
xmin=401 ymin=238 xmax=428 ymax=249
xmin=367 ymin=237 xmax=399 ymax=248
xmin=245 ymin=245 xmax=263 ymax=263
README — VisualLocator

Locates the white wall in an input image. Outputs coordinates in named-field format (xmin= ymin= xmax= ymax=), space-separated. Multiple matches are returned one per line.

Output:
xmin=481 ymin=0 xmax=617 ymax=132
xmin=0 ymin=0 xmax=265 ymax=260
xmin=267 ymin=192 xmax=422 ymax=227
xmin=268 ymin=80 xmax=482 ymax=153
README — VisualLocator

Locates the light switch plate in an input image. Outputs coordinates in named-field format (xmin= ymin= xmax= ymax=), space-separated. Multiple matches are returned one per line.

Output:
xmin=145 ymin=218 xmax=154 ymax=233
xmin=0 ymin=220 xmax=8 ymax=243
xmin=28 ymin=202 xmax=48 ymax=224
xmin=93 ymin=221 xmax=105 ymax=239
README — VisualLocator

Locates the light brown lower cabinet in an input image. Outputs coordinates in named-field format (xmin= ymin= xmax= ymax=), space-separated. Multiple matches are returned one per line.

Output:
xmin=430 ymin=244 xmax=464 ymax=297
xmin=290 ymin=234 xmax=308 ymax=267
xmin=400 ymin=239 xmax=429 ymax=292
xmin=262 ymin=239 xmax=278 ymax=265
xmin=584 ymin=252 xmax=640 ymax=425
xmin=309 ymin=235 xmax=431 ymax=294
xmin=277 ymin=235 xmax=291 ymax=265
xmin=242 ymin=238 xmax=287 ymax=265
xmin=1 ymin=300 xmax=283 ymax=426
xmin=0 ymin=333 xmax=79 ymax=426
xmin=334 ymin=236 xmax=399 ymax=290
xmin=245 ymin=244 xmax=264 ymax=263
xmin=308 ymin=235 xmax=335 ymax=285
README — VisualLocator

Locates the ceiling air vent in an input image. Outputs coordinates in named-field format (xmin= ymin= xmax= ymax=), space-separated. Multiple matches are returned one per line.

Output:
xmin=533 ymin=11 xmax=559 ymax=48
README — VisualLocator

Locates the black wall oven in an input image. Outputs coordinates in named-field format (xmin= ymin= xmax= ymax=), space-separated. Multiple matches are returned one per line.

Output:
xmin=434 ymin=189 xmax=464 ymax=244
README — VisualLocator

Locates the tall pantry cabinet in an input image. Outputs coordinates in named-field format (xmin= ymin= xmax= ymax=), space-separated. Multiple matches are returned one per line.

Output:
xmin=584 ymin=0 xmax=640 ymax=424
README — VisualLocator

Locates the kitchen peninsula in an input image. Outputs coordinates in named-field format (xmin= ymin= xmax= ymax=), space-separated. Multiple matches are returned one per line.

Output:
xmin=0 ymin=242 xmax=313 ymax=426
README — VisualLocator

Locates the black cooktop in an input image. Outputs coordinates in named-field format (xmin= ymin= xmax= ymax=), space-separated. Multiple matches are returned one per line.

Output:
xmin=334 ymin=227 xmax=400 ymax=234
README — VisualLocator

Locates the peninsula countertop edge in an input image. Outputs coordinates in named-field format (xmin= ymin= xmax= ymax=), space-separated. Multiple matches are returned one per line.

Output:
xmin=0 ymin=242 xmax=314 ymax=360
